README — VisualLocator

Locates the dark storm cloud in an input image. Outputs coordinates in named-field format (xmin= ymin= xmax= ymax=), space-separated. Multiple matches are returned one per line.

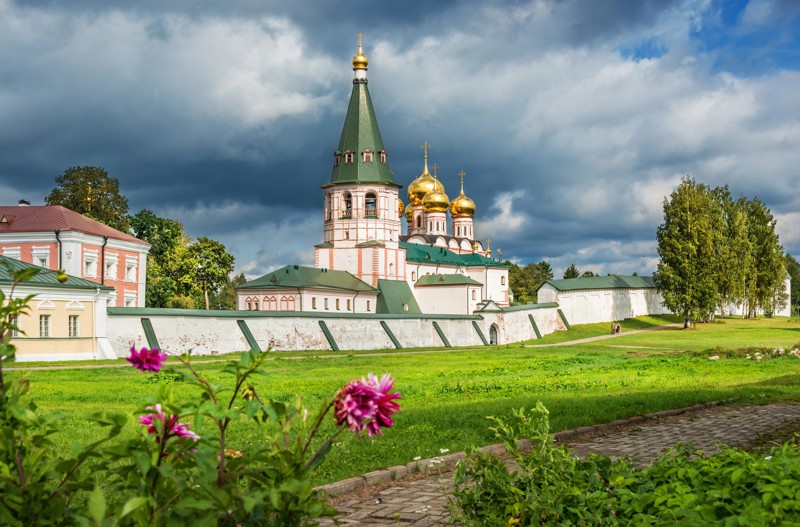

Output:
xmin=1 ymin=0 xmax=799 ymax=277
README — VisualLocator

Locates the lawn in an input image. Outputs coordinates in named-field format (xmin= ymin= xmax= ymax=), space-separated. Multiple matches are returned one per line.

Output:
xmin=7 ymin=315 xmax=800 ymax=485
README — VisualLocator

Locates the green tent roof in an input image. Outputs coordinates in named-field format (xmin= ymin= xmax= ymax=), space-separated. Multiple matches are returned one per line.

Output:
xmin=539 ymin=275 xmax=656 ymax=292
xmin=415 ymin=273 xmax=482 ymax=287
xmin=376 ymin=279 xmax=421 ymax=314
xmin=400 ymin=241 xmax=508 ymax=268
xmin=326 ymin=79 xmax=398 ymax=187
xmin=0 ymin=255 xmax=114 ymax=291
xmin=236 ymin=265 xmax=376 ymax=293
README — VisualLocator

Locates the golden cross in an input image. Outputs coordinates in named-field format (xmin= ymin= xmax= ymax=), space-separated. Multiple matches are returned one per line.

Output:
xmin=420 ymin=140 xmax=430 ymax=158
xmin=432 ymin=163 xmax=438 ymax=178
xmin=458 ymin=170 xmax=466 ymax=193
xmin=357 ymin=33 xmax=363 ymax=47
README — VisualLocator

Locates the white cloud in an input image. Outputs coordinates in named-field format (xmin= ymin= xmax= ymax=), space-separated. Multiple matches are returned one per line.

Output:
xmin=474 ymin=191 xmax=528 ymax=244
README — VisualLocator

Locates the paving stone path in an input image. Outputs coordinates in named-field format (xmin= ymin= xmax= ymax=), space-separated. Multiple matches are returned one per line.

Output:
xmin=319 ymin=403 xmax=800 ymax=526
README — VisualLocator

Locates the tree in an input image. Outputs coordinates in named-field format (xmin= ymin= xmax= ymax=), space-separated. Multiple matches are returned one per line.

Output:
xmin=654 ymin=176 xmax=720 ymax=328
xmin=745 ymin=198 xmax=785 ymax=317
xmin=507 ymin=260 xmax=553 ymax=304
xmin=785 ymin=254 xmax=800 ymax=316
xmin=714 ymin=193 xmax=751 ymax=316
xmin=45 ymin=166 xmax=130 ymax=231
xmin=210 ymin=273 xmax=247 ymax=310
xmin=563 ymin=264 xmax=580 ymax=279
xmin=188 ymin=237 xmax=235 ymax=310
xmin=582 ymin=271 xmax=597 ymax=277
xmin=129 ymin=209 xmax=184 ymax=259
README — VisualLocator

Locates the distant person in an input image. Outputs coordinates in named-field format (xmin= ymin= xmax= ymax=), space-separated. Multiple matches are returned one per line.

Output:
xmin=615 ymin=323 xmax=622 ymax=334
xmin=611 ymin=322 xmax=616 ymax=335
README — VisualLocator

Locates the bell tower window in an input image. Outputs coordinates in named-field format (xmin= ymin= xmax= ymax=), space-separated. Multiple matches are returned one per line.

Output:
xmin=343 ymin=193 xmax=353 ymax=219
xmin=363 ymin=149 xmax=374 ymax=163
xmin=344 ymin=150 xmax=354 ymax=164
xmin=333 ymin=152 xmax=341 ymax=167
xmin=380 ymin=150 xmax=387 ymax=164
xmin=365 ymin=192 xmax=377 ymax=218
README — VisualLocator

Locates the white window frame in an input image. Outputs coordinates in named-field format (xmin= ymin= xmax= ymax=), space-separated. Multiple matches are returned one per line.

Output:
xmin=125 ymin=257 xmax=138 ymax=282
xmin=39 ymin=315 xmax=50 ymax=338
xmin=10 ymin=314 xmax=21 ymax=337
xmin=32 ymin=246 xmax=50 ymax=268
xmin=105 ymin=253 xmax=119 ymax=281
xmin=2 ymin=247 xmax=21 ymax=260
xmin=68 ymin=315 xmax=80 ymax=338
xmin=84 ymin=250 xmax=99 ymax=278
xmin=124 ymin=291 xmax=137 ymax=308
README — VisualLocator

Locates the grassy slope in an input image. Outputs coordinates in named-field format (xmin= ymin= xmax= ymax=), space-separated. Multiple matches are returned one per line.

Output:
xmin=7 ymin=316 xmax=800 ymax=485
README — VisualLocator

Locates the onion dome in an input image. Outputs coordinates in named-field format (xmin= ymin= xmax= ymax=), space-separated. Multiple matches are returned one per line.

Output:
xmin=449 ymin=171 xmax=476 ymax=218
xmin=398 ymin=198 xmax=405 ymax=218
xmin=405 ymin=202 xmax=414 ymax=222
xmin=408 ymin=156 xmax=435 ymax=204
xmin=353 ymin=36 xmax=368 ymax=70
xmin=422 ymin=175 xmax=450 ymax=213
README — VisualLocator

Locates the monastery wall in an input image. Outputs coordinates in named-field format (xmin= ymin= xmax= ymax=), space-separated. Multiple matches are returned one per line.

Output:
xmin=105 ymin=305 xmax=565 ymax=357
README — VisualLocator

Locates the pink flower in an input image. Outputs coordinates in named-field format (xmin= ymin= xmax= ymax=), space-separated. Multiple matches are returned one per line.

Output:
xmin=334 ymin=373 xmax=401 ymax=438
xmin=139 ymin=404 xmax=200 ymax=442
xmin=364 ymin=373 xmax=401 ymax=438
xmin=127 ymin=345 xmax=167 ymax=372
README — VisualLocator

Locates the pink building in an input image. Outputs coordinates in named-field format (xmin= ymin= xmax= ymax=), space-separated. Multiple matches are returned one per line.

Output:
xmin=0 ymin=203 xmax=150 ymax=307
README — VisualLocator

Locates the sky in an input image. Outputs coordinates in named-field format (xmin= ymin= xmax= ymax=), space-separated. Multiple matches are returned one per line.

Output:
xmin=1 ymin=0 xmax=799 ymax=279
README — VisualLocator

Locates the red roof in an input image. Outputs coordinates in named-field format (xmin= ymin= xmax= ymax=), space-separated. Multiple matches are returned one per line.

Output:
xmin=0 ymin=205 xmax=147 ymax=245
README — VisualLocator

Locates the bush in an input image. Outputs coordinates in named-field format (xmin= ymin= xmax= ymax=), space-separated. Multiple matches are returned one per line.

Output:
xmin=0 ymin=262 xmax=401 ymax=526
xmin=453 ymin=403 xmax=800 ymax=526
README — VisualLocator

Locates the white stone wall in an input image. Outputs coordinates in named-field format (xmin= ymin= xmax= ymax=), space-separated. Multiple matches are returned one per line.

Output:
xmin=105 ymin=305 xmax=565 ymax=357
xmin=541 ymin=286 xmax=671 ymax=325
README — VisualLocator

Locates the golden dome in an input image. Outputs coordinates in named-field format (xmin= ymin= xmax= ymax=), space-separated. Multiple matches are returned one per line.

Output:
xmin=449 ymin=171 xmax=476 ymax=218
xmin=423 ymin=177 xmax=450 ymax=213
xmin=408 ymin=142 xmax=446 ymax=204
xmin=405 ymin=202 xmax=414 ymax=222
xmin=398 ymin=198 xmax=404 ymax=218
xmin=352 ymin=35 xmax=368 ymax=70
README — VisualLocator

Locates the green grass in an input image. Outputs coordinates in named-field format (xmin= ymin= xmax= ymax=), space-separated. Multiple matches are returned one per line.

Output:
xmin=7 ymin=316 xmax=800 ymax=485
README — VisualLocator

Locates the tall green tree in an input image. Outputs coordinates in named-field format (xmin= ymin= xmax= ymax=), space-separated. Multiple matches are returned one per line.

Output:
xmin=745 ymin=198 xmax=786 ymax=317
xmin=507 ymin=260 xmax=553 ymax=304
xmin=654 ymin=176 xmax=720 ymax=328
xmin=188 ymin=237 xmax=235 ymax=310
xmin=45 ymin=166 xmax=130 ymax=231
xmin=211 ymin=273 xmax=247 ymax=310
xmin=563 ymin=264 xmax=580 ymax=279
xmin=785 ymin=253 xmax=800 ymax=316
xmin=714 ymin=190 xmax=751 ymax=315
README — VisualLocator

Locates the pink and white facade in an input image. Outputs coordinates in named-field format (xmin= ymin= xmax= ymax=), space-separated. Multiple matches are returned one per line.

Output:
xmin=0 ymin=204 xmax=150 ymax=307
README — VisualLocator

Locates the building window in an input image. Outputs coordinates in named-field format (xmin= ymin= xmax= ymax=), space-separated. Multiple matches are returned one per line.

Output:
xmin=366 ymin=300 xmax=371 ymax=311
xmin=10 ymin=314 xmax=20 ymax=337
xmin=472 ymin=290 xmax=477 ymax=300
xmin=403 ymin=303 xmax=409 ymax=312
xmin=333 ymin=152 xmax=341 ymax=167
xmin=342 ymin=193 xmax=353 ymax=219
xmin=501 ymin=276 xmax=506 ymax=286
xmin=125 ymin=258 xmax=138 ymax=281
xmin=336 ymin=298 xmax=340 ymax=310
xmin=379 ymin=150 xmax=387 ymax=164
xmin=411 ymin=272 xmax=416 ymax=281
xmin=253 ymin=299 xmax=259 ymax=311
xmin=124 ymin=292 xmax=137 ymax=307
xmin=69 ymin=315 xmax=79 ymax=338
xmin=347 ymin=299 xmax=351 ymax=311
xmin=363 ymin=149 xmax=373 ymax=163
xmin=105 ymin=254 xmax=119 ymax=280
xmin=344 ymin=150 xmax=354 ymax=164
xmin=246 ymin=301 xmax=252 ymax=310
xmin=84 ymin=251 xmax=98 ymax=278
xmin=416 ymin=216 xmax=421 ymax=228
xmin=39 ymin=315 xmax=50 ymax=337
xmin=326 ymin=193 xmax=333 ymax=221
xmin=365 ymin=193 xmax=377 ymax=218
xmin=2 ymin=247 xmax=21 ymax=260
xmin=324 ymin=298 xmax=329 ymax=310
xmin=32 ymin=246 xmax=50 ymax=268
xmin=266 ymin=296 xmax=277 ymax=310
xmin=389 ymin=262 xmax=394 ymax=276
xmin=312 ymin=297 xmax=317 ymax=309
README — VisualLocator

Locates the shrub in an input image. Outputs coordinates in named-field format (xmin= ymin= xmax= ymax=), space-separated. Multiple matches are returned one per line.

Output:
xmin=452 ymin=403 xmax=800 ymax=526
xmin=0 ymin=261 xmax=400 ymax=525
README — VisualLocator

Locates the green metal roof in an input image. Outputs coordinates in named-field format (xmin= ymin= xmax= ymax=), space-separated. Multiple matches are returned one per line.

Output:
xmin=502 ymin=302 xmax=560 ymax=312
xmin=539 ymin=275 xmax=656 ymax=292
xmin=356 ymin=240 xmax=385 ymax=248
xmin=236 ymin=265 xmax=376 ymax=293
xmin=376 ymin=279 xmax=422 ymax=314
xmin=0 ymin=255 xmax=114 ymax=291
xmin=400 ymin=241 xmax=509 ymax=268
xmin=415 ymin=274 xmax=482 ymax=287
xmin=326 ymin=80 xmax=398 ymax=187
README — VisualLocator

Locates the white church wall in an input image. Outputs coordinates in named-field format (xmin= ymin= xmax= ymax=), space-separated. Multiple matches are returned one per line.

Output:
xmin=414 ymin=287 xmax=470 ymax=314
xmin=552 ymin=287 xmax=669 ymax=325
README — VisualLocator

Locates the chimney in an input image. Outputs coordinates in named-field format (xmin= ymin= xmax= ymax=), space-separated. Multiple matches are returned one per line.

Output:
xmin=18 ymin=200 xmax=30 ymax=206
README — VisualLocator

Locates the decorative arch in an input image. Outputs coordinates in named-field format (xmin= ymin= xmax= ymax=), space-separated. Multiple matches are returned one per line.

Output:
xmin=365 ymin=192 xmax=378 ymax=218
xmin=263 ymin=296 xmax=277 ymax=311
xmin=489 ymin=324 xmax=499 ymax=345
xmin=343 ymin=192 xmax=353 ymax=218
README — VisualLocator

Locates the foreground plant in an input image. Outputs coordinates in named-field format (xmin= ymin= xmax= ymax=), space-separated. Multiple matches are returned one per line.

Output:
xmin=0 ymin=262 xmax=401 ymax=526
xmin=453 ymin=403 xmax=800 ymax=526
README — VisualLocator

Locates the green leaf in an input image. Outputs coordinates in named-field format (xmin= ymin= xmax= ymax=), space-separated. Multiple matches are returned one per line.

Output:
xmin=87 ymin=486 xmax=106 ymax=525
xmin=119 ymin=496 xmax=150 ymax=518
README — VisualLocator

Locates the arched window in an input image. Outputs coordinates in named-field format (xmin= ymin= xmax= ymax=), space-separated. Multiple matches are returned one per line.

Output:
xmin=389 ymin=262 xmax=394 ymax=276
xmin=344 ymin=150 xmax=354 ymax=164
xmin=501 ymin=276 xmax=506 ymax=286
xmin=326 ymin=193 xmax=333 ymax=221
xmin=363 ymin=149 xmax=373 ymax=163
xmin=411 ymin=271 xmax=416 ymax=281
xmin=286 ymin=296 xmax=295 ymax=311
xmin=379 ymin=150 xmax=387 ymax=164
xmin=265 ymin=296 xmax=277 ymax=310
xmin=343 ymin=193 xmax=352 ymax=218
xmin=472 ymin=290 xmax=477 ymax=300
xmin=365 ymin=192 xmax=377 ymax=218
xmin=253 ymin=299 xmax=259 ymax=311
xmin=416 ymin=216 xmax=421 ymax=228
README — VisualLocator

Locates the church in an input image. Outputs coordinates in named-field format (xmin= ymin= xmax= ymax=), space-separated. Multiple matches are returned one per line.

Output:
xmin=236 ymin=39 xmax=510 ymax=316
